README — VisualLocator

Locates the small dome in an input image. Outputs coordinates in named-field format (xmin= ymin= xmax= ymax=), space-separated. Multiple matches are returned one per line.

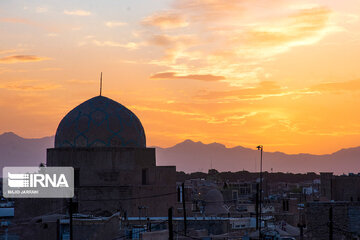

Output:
xmin=54 ymin=96 xmax=146 ymax=148
xmin=204 ymin=189 xmax=224 ymax=203
xmin=204 ymin=189 xmax=228 ymax=215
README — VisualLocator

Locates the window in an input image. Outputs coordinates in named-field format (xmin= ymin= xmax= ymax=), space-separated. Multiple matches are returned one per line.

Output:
xmin=142 ymin=168 xmax=149 ymax=185
xmin=232 ymin=190 xmax=238 ymax=201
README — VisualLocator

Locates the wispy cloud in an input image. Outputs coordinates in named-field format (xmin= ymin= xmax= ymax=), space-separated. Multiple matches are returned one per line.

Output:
xmin=148 ymin=34 xmax=198 ymax=63
xmin=150 ymin=72 xmax=225 ymax=81
xmin=0 ymin=55 xmax=50 ymax=64
xmin=0 ymin=80 xmax=60 ymax=91
xmin=174 ymin=0 xmax=246 ymax=22
xmin=0 ymin=17 xmax=57 ymax=32
xmin=149 ymin=34 xmax=197 ymax=47
xmin=66 ymin=79 xmax=97 ymax=84
xmin=142 ymin=12 xmax=188 ymax=29
xmin=0 ymin=49 xmax=18 ymax=55
xmin=311 ymin=79 xmax=360 ymax=93
xmin=92 ymin=40 xmax=139 ymax=50
xmin=64 ymin=10 xmax=91 ymax=16
xmin=105 ymin=21 xmax=127 ymax=28
xmin=141 ymin=1 xmax=339 ymax=86
xmin=36 ymin=7 xmax=48 ymax=13
xmin=0 ymin=18 xmax=31 ymax=24
xmin=239 ymin=7 xmax=334 ymax=49
xmin=196 ymin=81 xmax=318 ymax=101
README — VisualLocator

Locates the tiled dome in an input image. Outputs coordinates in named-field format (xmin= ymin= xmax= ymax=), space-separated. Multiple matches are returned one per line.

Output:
xmin=54 ymin=96 xmax=146 ymax=148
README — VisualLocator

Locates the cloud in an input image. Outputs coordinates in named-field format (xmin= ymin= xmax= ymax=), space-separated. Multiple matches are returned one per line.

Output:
xmin=66 ymin=79 xmax=97 ymax=84
xmin=0 ymin=80 xmax=60 ymax=91
xmin=131 ymin=105 xmax=201 ymax=117
xmin=150 ymin=72 xmax=225 ymax=81
xmin=40 ymin=67 xmax=62 ymax=71
xmin=92 ymin=40 xmax=139 ymax=50
xmin=141 ymin=1 xmax=339 ymax=86
xmin=240 ymin=7 xmax=333 ymax=47
xmin=105 ymin=21 xmax=127 ymax=28
xmin=148 ymin=34 xmax=198 ymax=63
xmin=130 ymin=103 xmax=258 ymax=125
xmin=142 ymin=12 xmax=188 ymax=29
xmin=0 ymin=18 xmax=31 ymax=24
xmin=196 ymin=81 xmax=317 ymax=101
xmin=47 ymin=33 xmax=58 ymax=37
xmin=311 ymin=79 xmax=360 ymax=93
xmin=0 ymin=18 xmax=57 ymax=32
xmin=149 ymin=34 xmax=197 ymax=47
xmin=0 ymin=49 xmax=18 ymax=55
xmin=0 ymin=55 xmax=50 ymax=64
xmin=36 ymin=7 xmax=48 ymax=13
xmin=63 ymin=10 xmax=91 ymax=16
xmin=173 ymin=0 xmax=246 ymax=22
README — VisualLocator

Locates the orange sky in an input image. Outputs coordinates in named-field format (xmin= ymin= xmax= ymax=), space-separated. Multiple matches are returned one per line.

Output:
xmin=1 ymin=0 xmax=360 ymax=154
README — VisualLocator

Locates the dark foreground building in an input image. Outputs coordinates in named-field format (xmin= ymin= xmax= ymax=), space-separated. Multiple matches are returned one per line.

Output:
xmin=15 ymin=95 xmax=177 ymax=239
xmin=320 ymin=172 xmax=360 ymax=201
xmin=306 ymin=201 xmax=360 ymax=239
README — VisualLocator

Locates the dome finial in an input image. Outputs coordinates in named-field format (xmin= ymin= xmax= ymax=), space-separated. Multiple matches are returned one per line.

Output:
xmin=99 ymin=72 xmax=103 ymax=96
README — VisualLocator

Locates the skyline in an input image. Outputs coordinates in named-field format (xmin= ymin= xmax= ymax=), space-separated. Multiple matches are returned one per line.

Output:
xmin=1 ymin=0 xmax=360 ymax=154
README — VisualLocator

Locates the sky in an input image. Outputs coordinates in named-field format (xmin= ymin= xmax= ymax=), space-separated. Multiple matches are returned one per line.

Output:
xmin=1 ymin=0 xmax=360 ymax=154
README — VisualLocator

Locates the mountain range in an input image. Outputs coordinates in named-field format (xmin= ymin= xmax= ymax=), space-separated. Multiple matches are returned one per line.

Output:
xmin=0 ymin=132 xmax=359 ymax=174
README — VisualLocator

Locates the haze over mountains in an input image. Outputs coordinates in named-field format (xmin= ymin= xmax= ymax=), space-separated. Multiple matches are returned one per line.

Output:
xmin=0 ymin=132 xmax=359 ymax=174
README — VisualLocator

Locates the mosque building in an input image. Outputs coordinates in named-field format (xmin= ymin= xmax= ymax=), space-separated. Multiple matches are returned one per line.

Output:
xmin=17 ymin=94 xmax=177 ymax=219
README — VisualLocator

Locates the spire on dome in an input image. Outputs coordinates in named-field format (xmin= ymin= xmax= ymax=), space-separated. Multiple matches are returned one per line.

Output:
xmin=99 ymin=72 xmax=102 ymax=96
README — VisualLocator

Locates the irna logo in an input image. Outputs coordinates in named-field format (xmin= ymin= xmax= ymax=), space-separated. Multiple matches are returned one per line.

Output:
xmin=8 ymin=172 xmax=69 ymax=188
xmin=3 ymin=167 xmax=74 ymax=198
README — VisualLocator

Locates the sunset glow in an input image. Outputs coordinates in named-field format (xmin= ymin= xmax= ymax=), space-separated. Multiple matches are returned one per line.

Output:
xmin=1 ymin=0 xmax=360 ymax=154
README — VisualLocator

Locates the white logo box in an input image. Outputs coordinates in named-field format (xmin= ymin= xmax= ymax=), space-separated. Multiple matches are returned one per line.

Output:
xmin=3 ymin=167 xmax=74 ymax=198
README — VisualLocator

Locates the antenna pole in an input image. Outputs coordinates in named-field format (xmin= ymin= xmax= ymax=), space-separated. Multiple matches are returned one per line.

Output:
xmin=100 ymin=72 xmax=102 ymax=96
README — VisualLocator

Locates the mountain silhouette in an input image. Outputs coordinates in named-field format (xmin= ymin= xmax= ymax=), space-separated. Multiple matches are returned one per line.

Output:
xmin=0 ymin=132 xmax=359 ymax=174
xmin=0 ymin=132 xmax=53 ymax=171
xmin=156 ymin=140 xmax=360 ymax=174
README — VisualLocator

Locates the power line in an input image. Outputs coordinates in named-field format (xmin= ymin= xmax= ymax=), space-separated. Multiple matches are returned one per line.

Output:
xmin=80 ymin=191 xmax=177 ymax=202
xmin=10 ymin=205 xmax=68 ymax=225
xmin=112 ymin=220 xmax=168 ymax=240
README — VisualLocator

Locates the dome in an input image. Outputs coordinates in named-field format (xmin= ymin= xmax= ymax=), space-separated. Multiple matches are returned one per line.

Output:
xmin=54 ymin=96 xmax=146 ymax=148
xmin=203 ymin=189 xmax=228 ymax=215
xmin=204 ymin=189 xmax=224 ymax=203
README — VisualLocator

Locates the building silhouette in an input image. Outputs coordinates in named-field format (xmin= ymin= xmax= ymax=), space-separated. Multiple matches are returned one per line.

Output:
xmin=16 ymin=95 xmax=177 ymax=238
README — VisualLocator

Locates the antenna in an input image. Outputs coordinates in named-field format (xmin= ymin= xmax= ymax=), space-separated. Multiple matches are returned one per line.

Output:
xmin=100 ymin=72 xmax=102 ymax=96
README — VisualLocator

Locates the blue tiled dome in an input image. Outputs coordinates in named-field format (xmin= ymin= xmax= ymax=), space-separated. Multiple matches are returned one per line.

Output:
xmin=54 ymin=96 xmax=146 ymax=148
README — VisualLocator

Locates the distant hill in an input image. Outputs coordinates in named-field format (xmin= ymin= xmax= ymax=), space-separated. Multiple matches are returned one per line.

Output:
xmin=0 ymin=132 xmax=359 ymax=174
xmin=156 ymin=140 xmax=360 ymax=174
xmin=0 ymin=132 xmax=53 ymax=171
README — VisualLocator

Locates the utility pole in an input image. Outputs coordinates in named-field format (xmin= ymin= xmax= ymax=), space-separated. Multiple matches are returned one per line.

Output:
xmin=57 ymin=219 xmax=60 ymax=240
xmin=298 ymin=223 xmax=305 ymax=240
xmin=300 ymin=225 xmax=304 ymax=240
xmin=255 ymin=183 xmax=259 ymax=230
xmin=298 ymin=205 xmax=305 ymax=240
xmin=168 ymin=207 xmax=173 ymax=240
xmin=182 ymin=183 xmax=187 ymax=236
xmin=257 ymin=145 xmax=263 ymax=239
xmin=329 ymin=206 xmax=333 ymax=240
xmin=146 ymin=217 xmax=151 ymax=232
xmin=69 ymin=198 xmax=73 ymax=240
